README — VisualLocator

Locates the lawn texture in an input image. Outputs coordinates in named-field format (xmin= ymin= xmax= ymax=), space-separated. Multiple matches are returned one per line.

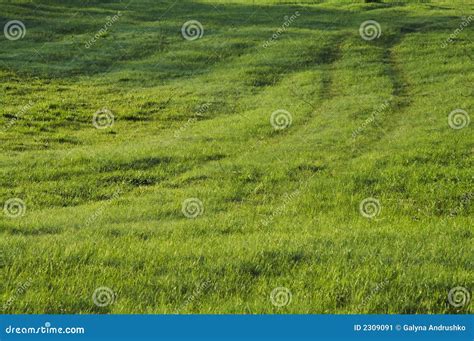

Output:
xmin=0 ymin=0 xmax=472 ymax=314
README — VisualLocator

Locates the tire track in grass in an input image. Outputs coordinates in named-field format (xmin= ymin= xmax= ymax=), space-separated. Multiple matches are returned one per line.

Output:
xmin=376 ymin=33 xmax=412 ymax=135
xmin=236 ymin=38 xmax=349 ymax=256
xmin=347 ymin=30 xmax=414 ymax=156
xmin=238 ymin=30 xmax=415 ymax=234
xmin=177 ymin=38 xmax=348 ymax=253
xmin=132 ymin=34 xmax=346 ymax=186
xmin=195 ymin=37 xmax=349 ymax=304
xmin=316 ymin=30 xmax=418 ymax=224
xmin=106 ymin=38 xmax=347 ymax=240
xmin=203 ymin=38 xmax=345 ymax=176
xmin=5 ymin=36 xmax=345 ymax=233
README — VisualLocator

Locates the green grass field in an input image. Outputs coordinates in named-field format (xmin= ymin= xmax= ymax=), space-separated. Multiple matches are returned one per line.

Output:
xmin=0 ymin=0 xmax=472 ymax=314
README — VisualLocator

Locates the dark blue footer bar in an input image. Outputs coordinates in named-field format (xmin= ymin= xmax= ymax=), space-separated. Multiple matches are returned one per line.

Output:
xmin=1 ymin=315 xmax=472 ymax=340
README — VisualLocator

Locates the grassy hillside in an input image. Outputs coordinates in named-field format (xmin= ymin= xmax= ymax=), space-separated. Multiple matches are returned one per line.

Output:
xmin=0 ymin=0 xmax=472 ymax=314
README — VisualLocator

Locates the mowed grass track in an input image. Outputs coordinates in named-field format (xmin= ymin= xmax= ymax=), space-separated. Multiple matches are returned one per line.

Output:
xmin=0 ymin=0 xmax=472 ymax=314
